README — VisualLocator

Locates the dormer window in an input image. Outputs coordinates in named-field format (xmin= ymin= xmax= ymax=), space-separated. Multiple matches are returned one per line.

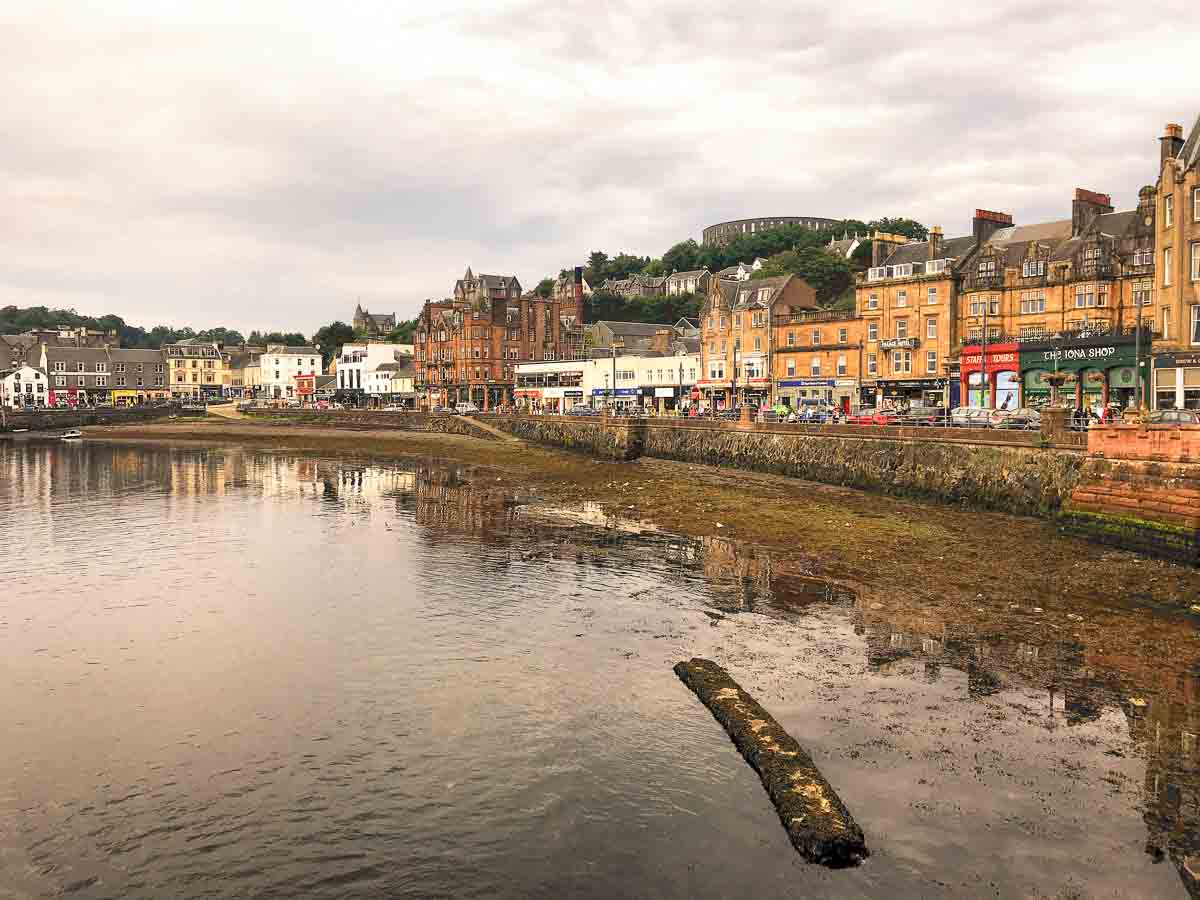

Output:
xmin=926 ymin=259 xmax=947 ymax=275
xmin=757 ymin=287 xmax=770 ymax=303
xmin=1084 ymin=246 xmax=1102 ymax=261
xmin=1022 ymin=259 xmax=1045 ymax=277
xmin=1133 ymin=248 xmax=1153 ymax=266
xmin=891 ymin=263 xmax=913 ymax=278
xmin=978 ymin=259 xmax=996 ymax=277
xmin=867 ymin=267 xmax=887 ymax=281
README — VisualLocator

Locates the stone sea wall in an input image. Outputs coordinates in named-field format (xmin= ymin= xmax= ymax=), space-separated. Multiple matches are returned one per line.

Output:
xmin=3 ymin=405 xmax=203 ymax=432
xmin=486 ymin=415 xmax=1085 ymax=517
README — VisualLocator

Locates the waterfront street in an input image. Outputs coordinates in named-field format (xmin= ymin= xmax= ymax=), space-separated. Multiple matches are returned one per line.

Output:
xmin=5 ymin=437 xmax=1200 ymax=898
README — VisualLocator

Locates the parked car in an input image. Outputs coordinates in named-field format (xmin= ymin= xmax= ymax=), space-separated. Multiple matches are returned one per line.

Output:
xmin=454 ymin=402 xmax=480 ymax=415
xmin=1147 ymin=409 xmax=1200 ymax=425
xmin=903 ymin=406 xmax=950 ymax=427
xmin=567 ymin=404 xmax=599 ymax=416
xmin=990 ymin=407 xmax=1042 ymax=429
xmin=846 ymin=408 xmax=899 ymax=426
xmin=950 ymin=406 xmax=992 ymax=428
xmin=430 ymin=405 xmax=454 ymax=415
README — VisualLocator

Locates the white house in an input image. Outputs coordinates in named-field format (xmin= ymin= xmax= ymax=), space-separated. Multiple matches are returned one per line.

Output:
xmin=364 ymin=355 xmax=417 ymax=405
xmin=1 ymin=365 xmax=50 ymax=409
xmin=259 ymin=344 xmax=323 ymax=399
xmin=336 ymin=342 xmax=412 ymax=398
xmin=514 ymin=350 xmax=700 ymax=414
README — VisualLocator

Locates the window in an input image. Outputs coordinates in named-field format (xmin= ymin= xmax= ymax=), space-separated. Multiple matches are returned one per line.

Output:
xmin=896 ymin=290 xmax=907 ymax=308
xmin=867 ymin=293 xmax=879 ymax=310
xmin=786 ymin=331 xmax=795 ymax=347
xmin=926 ymin=351 xmax=937 ymax=373
xmin=76 ymin=362 xmax=85 ymax=372
xmin=978 ymin=259 xmax=996 ymax=277
xmin=987 ymin=325 xmax=1001 ymax=340
xmin=811 ymin=328 xmax=821 ymax=345
xmin=1022 ymin=259 xmax=1045 ymax=277
xmin=733 ymin=314 xmax=741 ymax=330
xmin=892 ymin=263 xmax=913 ymax=278
xmin=1019 ymin=325 xmax=1047 ymax=340
xmin=1020 ymin=291 xmax=1046 ymax=314
xmin=1165 ymin=248 xmax=1173 ymax=286
xmin=1165 ymin=195 xmax=1174 ymax=228
xmin=896 ymin=319 xmax=908 ymax=339
xmin=54 ymin=361 xmax=65 ymax=372
xmin=1134 ymin=248 xmax=1153 ymax=266
xmin=97 ymin=362 xmax=109 ymax=373
xmin=926 ymin=259 xmax=947 ymax=275
xmin=753 ymin=336 xmax=761 ymax=351
xmin=810 ymin=357 xmax=820 ymax=377
xmin=867 ymin=353 xmax=877 ymax=375
xmin=926 ymin=317 xmax=937 ymax=339
xmin=893 ymin=351 xmax=912 ymax=374
xmin=837 ymin=355 xmax=847 ymax=376
xmin=56 ymin=375 xmax=65 ymax=387
xmin=868 ymin=267 xmax=887 ymax=281
xmin=969 ymin=298 xmax=982 ymax=316
xmin=1074 ymin=284 xmax=1096 ymax=308
xmin=786 ymin=359 xmax=796 ymax=376
xmin=1192 ymin=242 xmax=1200 ymax=281
xmin=967 ymin=327 xmax=982 ymax=342
xmin=867 ymin=322 xmax=878 ymax=341
xmin=1193 ymin=305 xmax=1200 ymax=346
xmin=838 ymin=327 xmax=847 ymax=344
xmin=757 ymin=287 xmax=770 ymax=303
xmin=989 ymin=297 xmax=999 ymax=315
xmin=96 ymin=376 xmax=108 ymax=387
xmin=752 ymin=311 xmax=766 ymax=327
xmin=927 ymin=287 xmax=938 ymax=304
xmin=1194 ymin=187 xmax=1200 ymax=222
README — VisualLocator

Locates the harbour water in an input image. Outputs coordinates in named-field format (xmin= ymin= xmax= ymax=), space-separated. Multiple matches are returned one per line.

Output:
xmin=2 ymin=441 xmax=1199 ymax=898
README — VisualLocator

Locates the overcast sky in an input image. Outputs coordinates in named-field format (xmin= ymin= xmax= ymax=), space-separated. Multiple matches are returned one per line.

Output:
xmin=3 ymin=1 xmax=1196 ymax=336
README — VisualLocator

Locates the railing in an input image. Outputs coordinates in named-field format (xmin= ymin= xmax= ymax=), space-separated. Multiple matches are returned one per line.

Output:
xmin=1078 ymin=260 xmax=1114 ymax=278
xmin=775 ymin=342 xmax=861 ymax=353
xmin=964 ymin=273 xmax=1004 ymax=291
xmin=773 ymin=309 xmax=859 ymax=325
xmin=956 ymin=323 xmax=1159 ymax=347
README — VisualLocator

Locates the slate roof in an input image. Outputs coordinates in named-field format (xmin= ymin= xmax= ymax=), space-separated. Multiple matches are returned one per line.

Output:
xmin=882 ymin=235 xmax=977 ymax=268
xmin=667 ymin=269 xmax=708 ymax=279
xmin=265 ymin=344 xmax=321 ymax=356
xmin=595 ymin=320 xmax=671 ymax=337
xmin=1181 ymin=112 xmax=1200 ymax=170
xmin=732 ymin=275 xmax=790 ymax=309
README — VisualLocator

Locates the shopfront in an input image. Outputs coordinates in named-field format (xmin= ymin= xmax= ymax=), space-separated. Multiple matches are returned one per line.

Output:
xmin=1153 ymin=352 xmax=1200 ymax=410
xmin=775 ymin=377 xmax=834 ymax=406
xmin=590 ymin=386 xmax=637 ymax=411
xmin=1018 ymin=335 xmax=1141 ymax=411
xmin=696 ymin=378 xmax=732 ymax=411
xmin=737 ymin=376 xmax=772 ymax=409
xmin=540 ymin=387 xmax=583 ymax=413
xmin=876 ymin=378 xmax=948 ymax=408
xmin=958 ymin=344 xmax=1019 ymax=409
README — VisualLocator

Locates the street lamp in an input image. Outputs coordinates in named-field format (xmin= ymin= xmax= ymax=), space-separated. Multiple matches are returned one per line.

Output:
xmin=1045 ymin=331 xmax=1067 ymax=408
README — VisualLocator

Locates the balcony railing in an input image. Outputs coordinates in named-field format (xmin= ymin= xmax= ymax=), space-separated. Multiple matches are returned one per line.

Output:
xmin=773 ymin=309 xmax=859 ymax=325
xmin=965 ymin=273 xmax=1004 ymax=291
xmin=957 ymin=323 xmax=1160 ymax=347
xmin=1078 ymin=260 xmax=1114 ymax=278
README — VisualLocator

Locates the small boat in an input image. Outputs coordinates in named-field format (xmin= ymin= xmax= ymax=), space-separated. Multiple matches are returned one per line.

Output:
xmin=60 ymin=430 xmax=83 ymax=440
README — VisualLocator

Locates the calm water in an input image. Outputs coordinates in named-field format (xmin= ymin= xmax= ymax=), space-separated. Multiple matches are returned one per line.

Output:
xmin=2 ymin=442 xmax=1200 ymax=899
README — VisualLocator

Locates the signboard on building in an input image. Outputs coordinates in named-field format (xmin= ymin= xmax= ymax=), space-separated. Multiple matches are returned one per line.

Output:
xmin=1018 ymin=340 xmax=1135 ymax=372
xmin=1154 ymin=352 xmax=1200 ymax=368
xmin=777 ymin=378 xmax=835 ymax=387
xmin=960 ymin=344 xmax=1019 ymax=373
xmin=879 ymin=338 xmax=920 ymax=351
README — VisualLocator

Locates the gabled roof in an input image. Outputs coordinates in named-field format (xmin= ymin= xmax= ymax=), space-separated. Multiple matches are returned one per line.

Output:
xmin=667 ymin=268 xmax=708 ymax=279
xmin=732 ymin=275 xmax=791 ymax=309
xmin=595 ymin=320 xmax=671 ymax=336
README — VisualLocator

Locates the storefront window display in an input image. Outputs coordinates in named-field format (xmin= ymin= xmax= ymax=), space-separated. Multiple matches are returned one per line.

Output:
xmin=1153 ymin=354 xmax=1200 ymax=409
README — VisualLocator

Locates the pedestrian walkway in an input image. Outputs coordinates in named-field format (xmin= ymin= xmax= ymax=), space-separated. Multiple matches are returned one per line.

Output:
xmin=458 ymin=415 xmax=521 ymax=443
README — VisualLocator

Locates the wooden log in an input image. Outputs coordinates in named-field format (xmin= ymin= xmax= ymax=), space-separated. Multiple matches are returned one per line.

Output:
xmin=673 ymin=657 xmax=868 ymax=867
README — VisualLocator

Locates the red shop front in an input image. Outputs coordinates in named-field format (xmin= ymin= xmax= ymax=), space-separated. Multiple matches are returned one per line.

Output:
xmin=959 ymin=343 xmax=1019 ymax=409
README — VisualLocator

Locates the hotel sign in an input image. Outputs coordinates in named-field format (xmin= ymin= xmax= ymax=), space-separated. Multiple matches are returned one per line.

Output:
xmin=879 ymin=338 xmax=920 ymax=350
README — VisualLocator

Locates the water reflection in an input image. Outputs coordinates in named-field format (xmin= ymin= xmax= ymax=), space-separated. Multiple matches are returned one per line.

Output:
xmin=2 ymin=441 xmax=1200 ymax=898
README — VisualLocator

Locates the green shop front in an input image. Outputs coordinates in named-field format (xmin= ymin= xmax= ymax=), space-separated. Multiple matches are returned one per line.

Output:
xmin=1018 ymin=335 xmax=1144 ymax=410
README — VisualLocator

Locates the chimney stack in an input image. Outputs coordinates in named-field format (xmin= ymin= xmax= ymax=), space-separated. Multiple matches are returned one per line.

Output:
xmin=972 ymin=209 xmax=1013 ymax=246
xmin=1071 ymin=188 xmax=1113 ymax=237
xmin=927 ymin=226 xmax=943 ymax=260
xmin=870 ymin=231 xmax=907 ymax=267
xmin=1161 ymin=123 xmax=1185 ymax=166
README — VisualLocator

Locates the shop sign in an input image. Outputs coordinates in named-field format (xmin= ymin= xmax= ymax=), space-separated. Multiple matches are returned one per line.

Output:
xmin=514 ymin=389 xmax=542 ymax=398
xmin=563 ymin=389 xmax=583 ymax=398
xmin=590 ymin=387 xmax=638 ymax=396
xmin=881 ymin=378 xmax=946 ymax=389
xmin=1019 ymin=341 xmax=1135 ymax=372
xmin=778 ymin=378 xmax=834 ymax=387
xmin=879 ymin=338 xmax=920 ymax=351
xmin=654 ymin=387 xmax=675 ymax=398
xmin=1154 ymin=352 xmax=1200 ymax=368
xmin=835 ymin=379 xmax=858 ymax=387
xmin=960 ymin=344 xmax=1019 ymax=372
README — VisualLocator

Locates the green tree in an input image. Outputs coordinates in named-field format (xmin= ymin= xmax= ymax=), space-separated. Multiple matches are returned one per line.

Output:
xmin=869 ymin=217 xmax=928 ymax=241
xmin=662 ymin=239 xmax=702 ymax=274
xmin=386 ymin=319 xmax=418 ymax=343
xmin=534 ymin=277 xmax=555 ymax=298
xmin=312 ymin=321 xmax=356 ymax=366
xmin=751 ymin=247 xmax=854 ymax=306
xmin=641 ymin=258 xmax=665 ymax=277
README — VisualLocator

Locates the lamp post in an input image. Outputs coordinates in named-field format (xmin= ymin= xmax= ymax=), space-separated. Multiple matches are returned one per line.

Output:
xmin=678 ymin=360 xmax=684 ymax=415
xmin=1046 ymin=331 xmax=1067 ymax=407
xmin=604 ymin=373 xmax=610 ymax=411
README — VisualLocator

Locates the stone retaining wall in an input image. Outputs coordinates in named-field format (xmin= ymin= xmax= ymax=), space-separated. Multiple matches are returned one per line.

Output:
xmin=3 ymin=405 xmax=202 ymax=431
xmin=483 ymin=415 xmax=1084 ymax=517
xmin=242 ymin=409 xmax=494 ymax=440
